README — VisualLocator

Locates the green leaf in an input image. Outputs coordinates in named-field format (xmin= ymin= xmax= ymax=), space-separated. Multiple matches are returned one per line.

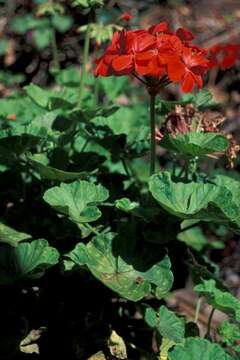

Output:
xmin=169 ymin=337 xmax=234 ymax=360
xmin=115 ymin=198 xmax=139 ymax=213
xmin=195 ymin=279 xmax=240 ymax=321
xmin=149 ymin=172 xmax=240 ymax=233
xmin=160 ymin=132 xmax=229 ymax=157
xmin=54 ymin=66 xmax=81 ymax=87
xmin=37 ymin=2 xmax=64 ymax=16
xmin=0 ymin=239 xmax=59 ymax=284
xmin=218 ymin=321 xmax=240 ymax=346
xmin=65 ymin=233 xmax=173 ymax=301
xmin=0 ymin=38 xmax=8 ymax=55
xmin=0 ymin=95 xmax=44 ymax=123
xmin=28 ymin=154 xmax=89 ymax=181
xmin=98 ymin=77 xmax=128 ymax=101
xmin=158 ymin=306 xmax=185 ymax=343
xmin=181 ymin=89 xmax=218 ymax=110
xmin=177 ymin=226 xmax=208 ymax=251
xmin=32 ymin=28 xmax=52 ymax=49
xmin=115 ymin=198 xmax=162 ymax=223
xmin=144 ymin=307 xmax=158 ymax=328
xmin=52 ymin=15 xmax=73 ymax=33
xmin=25 ymin=84 xmax=50 ymax=108
xmin=149 ymin=172 xmax=219 ymax=218
xmin=43 ymin=180 xmax=109 ymax=224
xmin=194 ymin=89 xmax=217 ymax=109
xmin=0 ymin=223 xmax=31 ymax=247
xmin=10 ymin=15 xmax=49 ymax=34
xmin=72 ymin=0 xmax=104 ymax=8
xmin=144 ymin=305 xmax=185 ymax=343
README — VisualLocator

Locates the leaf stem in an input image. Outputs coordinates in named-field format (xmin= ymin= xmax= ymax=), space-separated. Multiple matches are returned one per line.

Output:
xmin=121 ymin=157 xmax=131 ymax=178
xmin=194 ymin=297 xmax=202 ymax=323
xmin=150 ymin=94 xmax=156 ymax=175
xmin=85 ymin=223 xmax=100 ymax=236
xmin=78 ymin=22 xmax=91 ymax=106
xmin=206 ymin=307 xmax=215 ymax=338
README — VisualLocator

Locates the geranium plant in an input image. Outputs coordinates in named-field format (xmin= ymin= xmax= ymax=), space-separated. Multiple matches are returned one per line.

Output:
xmin=0 ymin=4 xmax=240 ymax=359
xmin=94 ymin=21 xmax=210 ymax=174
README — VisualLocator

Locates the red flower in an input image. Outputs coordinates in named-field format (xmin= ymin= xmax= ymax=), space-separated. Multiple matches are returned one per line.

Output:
xmin=120 ymin=12 xmax=133 ymax=22
xmin=208 ymin=43 xmax=240 ymax=70
xmin=94 ymin=30 xmax=156 ymax=77
xmin=94 ymin=21 xmax=210 ymax=93
xmin=163 ymin=47 xmax=209 ymax=92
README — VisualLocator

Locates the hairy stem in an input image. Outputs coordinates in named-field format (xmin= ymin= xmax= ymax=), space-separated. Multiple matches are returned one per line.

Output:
xmin=78 ymin=22 xmax=91 ymax=105
xmin=150 ymin=94 xmax=156 ymax=175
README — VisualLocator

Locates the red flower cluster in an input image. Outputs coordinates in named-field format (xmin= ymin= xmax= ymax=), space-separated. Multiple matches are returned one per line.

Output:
xmin=94 ymin=22 xmax=210 ymax=93
xmin=208 ymin=43 xmax=240 ymax=70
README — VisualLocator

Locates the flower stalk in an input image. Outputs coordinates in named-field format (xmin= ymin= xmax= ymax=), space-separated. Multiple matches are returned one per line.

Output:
xmin=150 ymin=94 xmax=156 ymax=175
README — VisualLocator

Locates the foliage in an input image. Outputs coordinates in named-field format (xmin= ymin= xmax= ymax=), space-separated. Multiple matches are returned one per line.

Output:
xmin=0 ymin=2 xmax=240 ymax=359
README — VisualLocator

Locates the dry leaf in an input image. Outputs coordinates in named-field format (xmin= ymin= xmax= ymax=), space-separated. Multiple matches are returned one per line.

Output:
xmin=20 ymin=327 xmax=46 ymax=354
xmin=87 ymin=351 xmax=106 ymax=360
xmin=20 ymin=343 xmax=39 ymax=354
xmin=108 ymin=330 xmax=127 ymax=359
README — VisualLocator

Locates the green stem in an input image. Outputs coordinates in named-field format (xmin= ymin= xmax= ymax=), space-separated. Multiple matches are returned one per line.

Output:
xmin=51 ymin=26 xmax=60 ymax=70
xmin=150 ymin=94 xmax=156 ymax=175
xmin=78 ymin=22 xmax=91 ymax=106
xmin=121 ymin=157 xmax=131 ymax=178
xmin=93 ymin=77 xmax=99 ymax=107
xmin=85 ymin=223 xmax=100 ymax=236
xmin=206 ymin=307 xmax=215 ymax=338
xmin=194 ymin=297 xmax=202 ymax=323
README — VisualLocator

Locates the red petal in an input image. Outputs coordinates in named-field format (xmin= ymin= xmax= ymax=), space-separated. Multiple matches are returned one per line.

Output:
xmin=181 ymin=72 xmax=195 ymax=92
xmin=149 ymin=22 xmax=170 ymax=35
xmin=94 ymin=60 xmax=110 ymax=77
xmin=166 ymin=58 xmax=185 ymax=82
xmin=135 ymin=50 xmax=156 ymax=61
xmin=136 ymin=34 xmax=156 ymax=52
xmin=176 ymin=28 xmax=194 ymax=41
xmin=112 ymin=54 xmax=133 ymax=72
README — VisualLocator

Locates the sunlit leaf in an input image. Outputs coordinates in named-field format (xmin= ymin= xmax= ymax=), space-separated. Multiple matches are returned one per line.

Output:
xmin=43 ymin=180 xmax=109 ymax=223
